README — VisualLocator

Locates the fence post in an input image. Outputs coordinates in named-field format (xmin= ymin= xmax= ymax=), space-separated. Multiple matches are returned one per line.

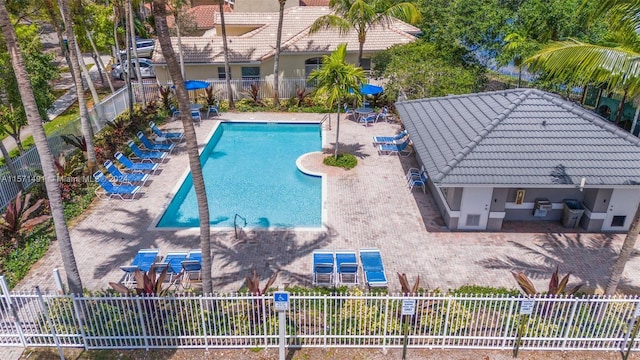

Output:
xmin=135 ymin=296 xmax=149 ymax=350
xmin=35 ymin=286 xmax=64 ymax=359
xmin=442 ymin=295 xmax=452 ymax=349
xmin=0 ymin=276 xmax=27 ymax=347
xmin=262 ymin=292 xmax=268 ymax=348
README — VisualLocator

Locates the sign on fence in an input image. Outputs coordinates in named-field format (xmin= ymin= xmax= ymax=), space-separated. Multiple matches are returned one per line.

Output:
xmin=273 ymin=291 xmax=289 ymax=311
xmin=520 ymin=299 xmax=535 ymax=315
xmin=401 ymin=299 xmax=416 ymax=316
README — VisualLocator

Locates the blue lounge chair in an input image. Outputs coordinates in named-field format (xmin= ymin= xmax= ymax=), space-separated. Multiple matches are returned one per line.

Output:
xmin=377 ymin=139 xmax=412 ymax=156
xmin=312 ymin=250 xmax=335 ymax=286
xmin=137 ymin=131 xmax=175 ymax=152
xmin=359 ymin=248 xmax=388 ymax=288
xmin=180 ymin=249 xmax=203 ymax=288
xmin=114 ymin=152 xmax=159 ymax=174
xmin=335 ymin=250 xmax=359 ymax=285
xmin=156 ymin=252 xmax=188 ymax=284
xmin=127 ymin=140 xmax=168 ymax=161
xmin=149 ymin=121 xmax=184 ymax=142
xmin=93 ymin=171 xmax=142 ymax=201
xmin=120 ymin=249 xmax=160 ymax=287
xmin=408 ymin=170 xmax=428 ymax=193
xmin=104 ymin=160 xmax=149 ymax=185
xmin=373 ymin=130 xmax=407 ymax=145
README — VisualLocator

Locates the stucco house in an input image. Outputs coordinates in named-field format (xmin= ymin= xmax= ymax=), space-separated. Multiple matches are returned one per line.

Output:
xmin=395 ymin=89 xmax=640 ymax=232
xmin=151 ymin=6 xmax=419 ymax=87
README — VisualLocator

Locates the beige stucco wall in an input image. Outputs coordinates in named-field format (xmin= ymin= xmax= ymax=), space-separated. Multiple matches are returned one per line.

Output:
xmin=154 ymin=52 xmax=367 ymax=83
xmin=233 ymin=0 xmax=298 ymax=12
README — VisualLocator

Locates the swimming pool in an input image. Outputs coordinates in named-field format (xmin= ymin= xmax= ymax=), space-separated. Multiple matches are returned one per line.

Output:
xmin=157 ymin=122 xmax=322 ymax=229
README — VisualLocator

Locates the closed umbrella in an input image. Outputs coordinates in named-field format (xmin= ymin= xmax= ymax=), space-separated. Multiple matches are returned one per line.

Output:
xmin=172 ymin=80 xmax=209 ymax=91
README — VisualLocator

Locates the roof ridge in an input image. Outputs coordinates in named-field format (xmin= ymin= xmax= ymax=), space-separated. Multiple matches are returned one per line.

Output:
xmin=434 ymin=89 xmax=534 ymax=182
xmin=397 ymin=88 xmax=526 ymax=105
xmin=534 ymin=89 xmax=640 ymax=147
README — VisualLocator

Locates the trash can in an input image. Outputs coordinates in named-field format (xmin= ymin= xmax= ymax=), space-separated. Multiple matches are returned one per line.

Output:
xmin=562 ymin=200 xmax=585 ymax=228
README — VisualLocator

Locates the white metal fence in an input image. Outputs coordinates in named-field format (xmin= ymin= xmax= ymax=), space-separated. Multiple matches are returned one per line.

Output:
xmin=0 ymin=87 xmax=130 ymax=210
xmin=1 ymin=283 xmax=640 ymax=352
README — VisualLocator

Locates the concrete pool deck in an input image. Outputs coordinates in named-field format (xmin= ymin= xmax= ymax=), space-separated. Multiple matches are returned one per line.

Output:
xmin=14 ymin=111 xmax=640 ymax=294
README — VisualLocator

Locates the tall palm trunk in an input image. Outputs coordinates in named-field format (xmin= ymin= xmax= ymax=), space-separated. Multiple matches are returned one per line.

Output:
xmin=219 ymin=0 xmax=233 ymax=109
xmin=59 ymin=0 xmax=97 ymax=171
xmin=128 ymin=0 xmax=146 ymax=107
xmin=86 ymin=27 xmax=115 ymax=93
xmin=0 ymin=0 xmax=83 ymax=294
xmin=273 ymin=0 xmax=285 ymax=108
xmin=43 ymin=0 xmax=76 ymax=85
xmin=73 ymin=39 xmax=103 ymax=124
xmin=153 ymin=0 xmax=213 ymax=294
xmin=334 ymin=100 xmax=341 ymax=158
xmin=357 ymin=30 xmax=365 ymax=67
xmin=615 ymin=89 xmax=628 ymax=125
xmin=605 ymin=204 xmax=640 ymax=295
xmin=123 ymin=2 xmax=134 ymax=116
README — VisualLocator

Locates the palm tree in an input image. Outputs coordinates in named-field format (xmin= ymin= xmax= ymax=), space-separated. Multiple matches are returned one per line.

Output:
xmin=309 ymin=0 xmax=421 ymax=67
xmin=59 ymin=0 xmax=98 ymax=172
xmin=0 ymin=0 xmax=83 ymax=294
xmin=218 ymin=0 xmax=234 ymax=109
xmin=498 ymin=32 xmax=539 ymax=88
xmin=272 ymin=0 xmax=286 ymax=108
xmin=153 ymin=0 xmax=213 ymax=294
xmin=308 ymin=43 xmax=365 ymax=159
xmin=524 ymin=0 xmax=640 ymax=295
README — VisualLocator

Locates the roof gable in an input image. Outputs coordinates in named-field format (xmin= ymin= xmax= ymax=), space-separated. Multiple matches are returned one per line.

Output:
xmin=396 ymin=89 xmax=640 ymax=187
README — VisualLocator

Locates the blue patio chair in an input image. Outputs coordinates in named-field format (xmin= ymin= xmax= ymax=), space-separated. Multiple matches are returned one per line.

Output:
xmin=114 ymin=152 xmax=159 ymax=174
xmin=377 ymin=138 xmax=413 ymax=156
xmin=93 ymin=171 xmax=142 ymax=201
xmin=359 ymin=248 xmax=388 ymax=288
xmin=191 ymin=110 xmax=202 ymax=124
xmin=127 ymin=140 xmax=168 ymax=161
xmin=120 ymin=248 xmax=160 ymax=287
xmin=335 ymin=250 xmax=359 ymax=285
xmin=207 ymin=100 xmax=220 ymax=118
xmin=137 ymin=131 xmax=175 ymax=152
xmin=160 ymin=252 xmax=188 ymax=284
xmin=372 ymin=130 xmax=407 ymax=146
xmin=180 ymin=249 xmax=203 ymax=288
xmin=407 ymin=170 xmax=428 ymax=193
xmin=170 ymin=105 xmax=180 ymax=120
xmin=104 ymin=160 xmax=149 ymax=185
xmin=359 ymin=113 xmax=376 ymax=127
xmin=375 ymin=106 xmax=389 ymax=122
xmin=343 ymin=103 xmax=354 ymax=120
xmin=312 ymin=250 xmax=335 ymax=286
xmin=149 ymin=121 xmax=184 ymax=142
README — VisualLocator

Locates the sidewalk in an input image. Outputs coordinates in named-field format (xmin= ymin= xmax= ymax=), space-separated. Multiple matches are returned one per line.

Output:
xmin=0 ymin=54 xmax=113 ymax=154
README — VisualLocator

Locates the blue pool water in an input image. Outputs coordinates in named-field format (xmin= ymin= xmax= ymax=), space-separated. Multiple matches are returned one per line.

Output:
xmin=157 ymin=122 xmax=322 ymax=228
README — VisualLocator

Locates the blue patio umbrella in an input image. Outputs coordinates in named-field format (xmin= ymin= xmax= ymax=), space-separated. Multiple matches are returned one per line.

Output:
xmin=360 ymin=83 xmax=383 ymax=95
xmin=172 ymin=80 xmax=210 ymax=90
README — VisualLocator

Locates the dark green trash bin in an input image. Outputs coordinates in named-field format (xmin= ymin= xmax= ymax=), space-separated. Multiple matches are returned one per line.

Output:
xmin=562 ymin=200 xmax=584 ymax=228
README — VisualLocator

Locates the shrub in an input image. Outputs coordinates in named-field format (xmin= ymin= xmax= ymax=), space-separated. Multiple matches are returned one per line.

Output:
xmin=323 ymin=153 xmax=357 ymax=169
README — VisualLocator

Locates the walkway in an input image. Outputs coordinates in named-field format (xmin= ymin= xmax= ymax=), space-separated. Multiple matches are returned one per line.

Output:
xmin=13 ymin=111 xmax=638 ymax=296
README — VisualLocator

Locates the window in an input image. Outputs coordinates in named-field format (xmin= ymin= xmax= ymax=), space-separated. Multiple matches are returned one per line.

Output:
xmin=465 ymin=214 xmax=480 ymax=227
xmin=241 ymin=67 xmax=260 ymax=80
xmin=305 ymin=57 xmax=322 ymax=77
xmin=218 ymin=67 xmax=228 ymax=80
xmin=611 ymin=216 xmax=626 ymax=227
xmin=360 ymin=58 xmax=371 ymax=72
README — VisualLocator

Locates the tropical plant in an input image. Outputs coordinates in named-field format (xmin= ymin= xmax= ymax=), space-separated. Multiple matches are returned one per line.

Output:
xmin=245 ymin=269 xmax=279 ymax=295
xmin=203 ymin=85 xmax=220 ymax=107
xmin=309 ymin=0 xmax=421 ymax=67
xmin=61 ymin=134 xmax=87 ymax=152
xmin=159 ymin=85 xmax=172 ymax=110
xmin=153 ymin=0 xmax=213 ymax=294
xmin=497 ymin=32 xmax=540 ymax=87
xmin=109 ymin=267 xmax=170 ymax=296
xmin=242 ymin=83 xmax=263 ymax=106
xmin=309 ymin=43 xmax=365 ymax=158
xmin=0 ymin=191 xmax=50 ymax=246
xmin=511 ymin=265 xmax=583 ymax=296
xmin=0 ymin=0 xmax=84 ymax=294
xmin=293 ymin=84 xmax=309 ymax=107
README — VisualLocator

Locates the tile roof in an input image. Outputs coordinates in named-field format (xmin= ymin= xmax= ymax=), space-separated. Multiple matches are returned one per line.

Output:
xmin=395 ymin=89 xmax=640 ymax=187
xmin=166 ymin=4 xmax=232 ymax=29
xmin=152 ymin=6 xmax=419 ymax=64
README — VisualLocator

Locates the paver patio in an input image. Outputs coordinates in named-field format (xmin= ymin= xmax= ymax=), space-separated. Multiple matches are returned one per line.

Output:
xmin=14 ymin=111 xmax=640 ymax=294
